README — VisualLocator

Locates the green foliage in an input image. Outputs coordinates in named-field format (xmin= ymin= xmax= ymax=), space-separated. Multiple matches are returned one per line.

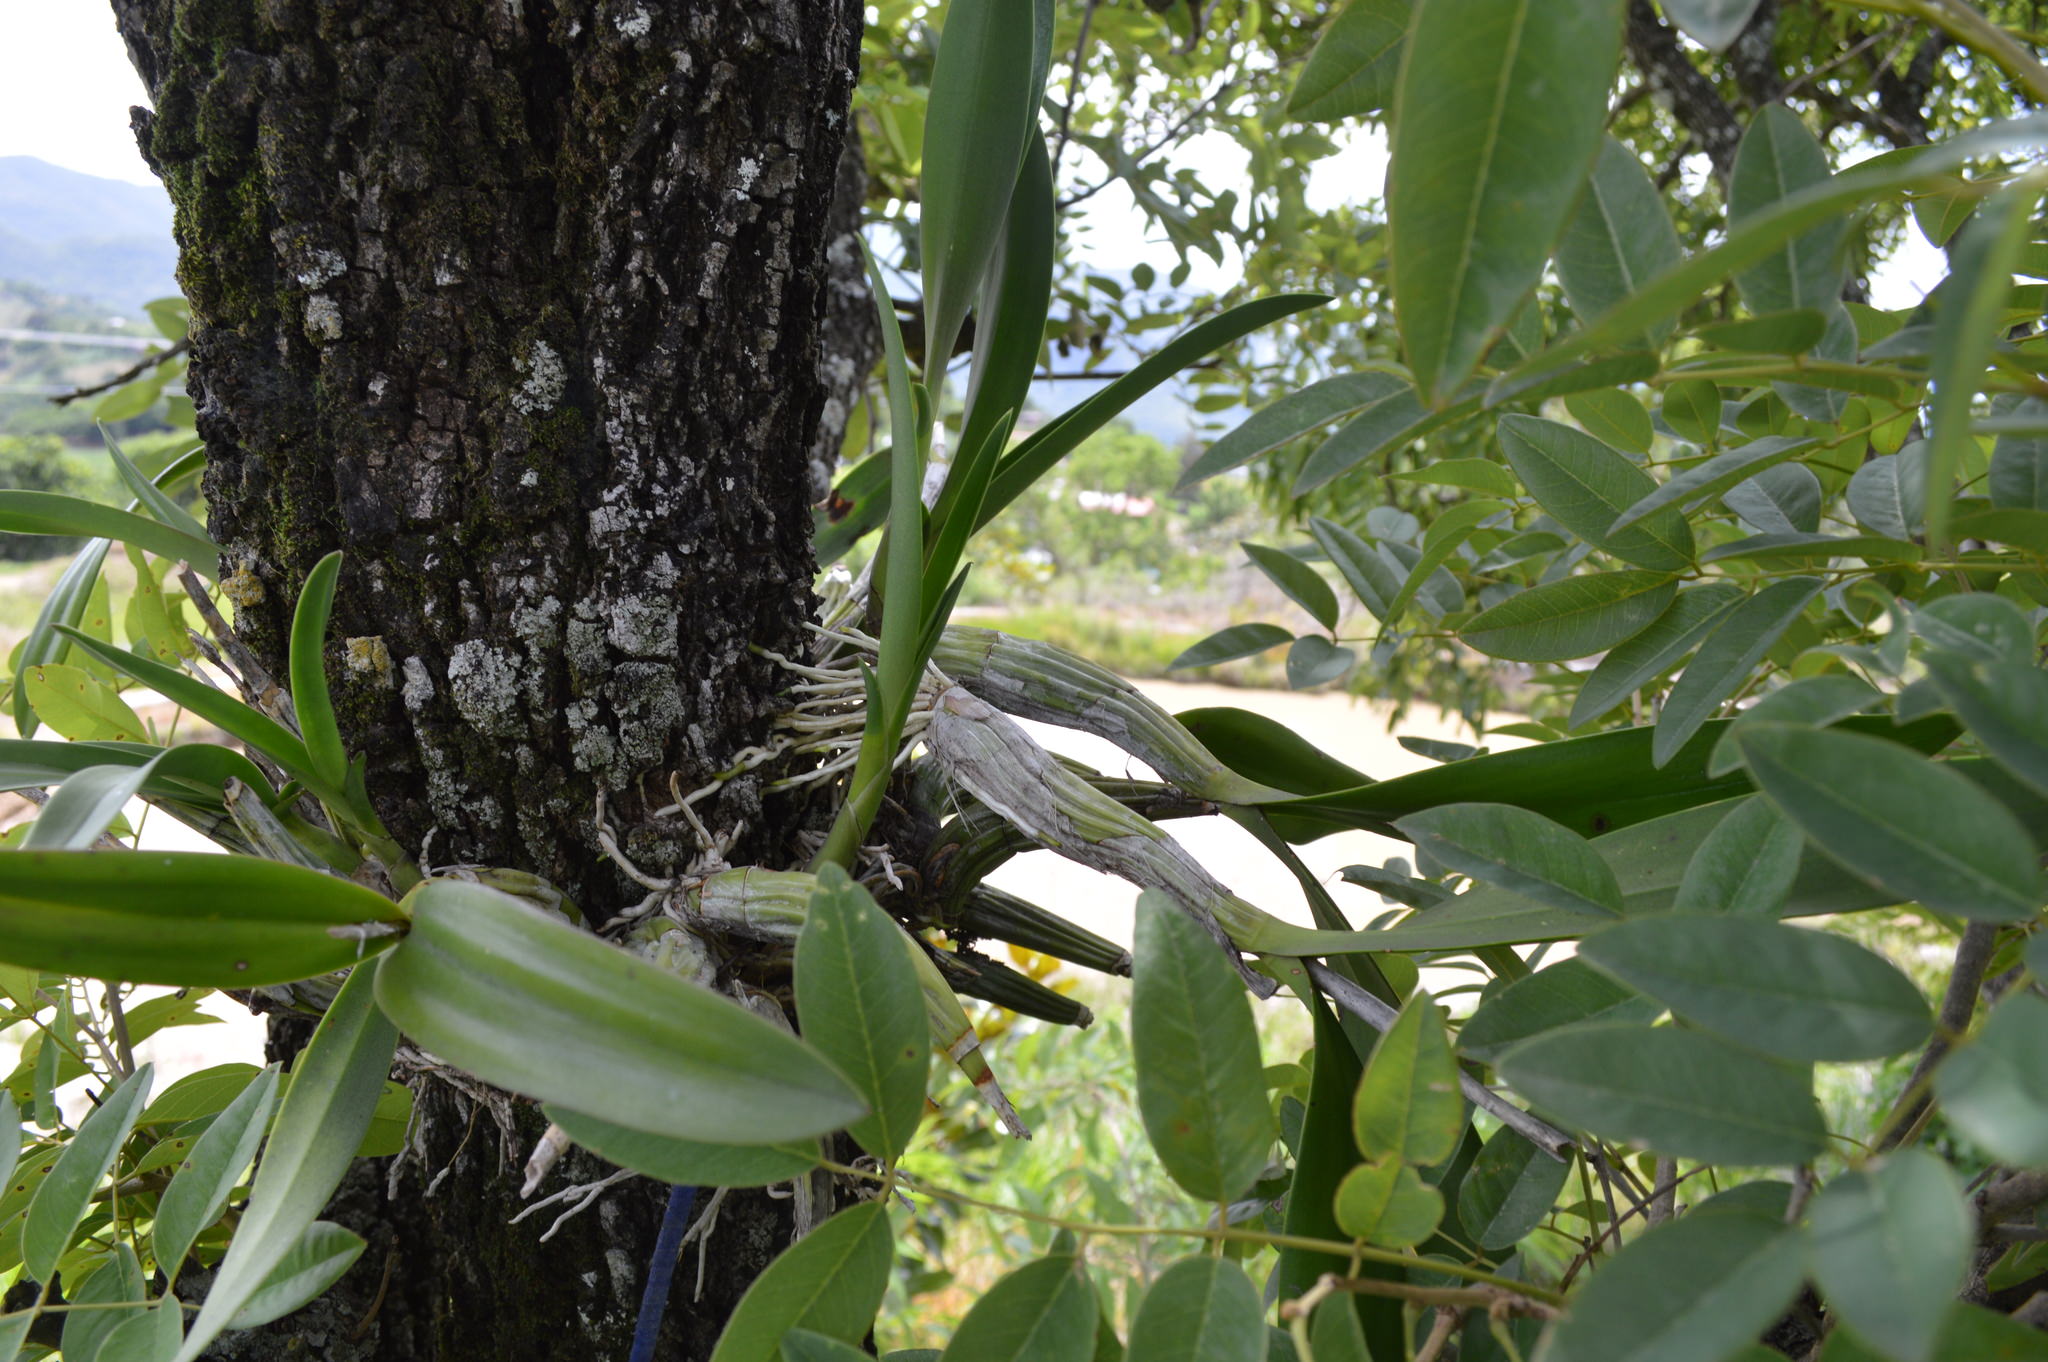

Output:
xmin=7 ymin=2 xmax=2048 ymax=1358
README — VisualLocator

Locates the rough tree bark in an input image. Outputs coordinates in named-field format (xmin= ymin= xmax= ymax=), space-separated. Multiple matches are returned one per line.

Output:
xmin=107 ymin=1 xmax=864 ymax=1357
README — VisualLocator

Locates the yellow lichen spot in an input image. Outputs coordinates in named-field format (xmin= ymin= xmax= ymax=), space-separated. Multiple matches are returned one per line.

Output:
xmin=345 ymin=635 xmax=394 ymax=687
xmin=221 ymin=568 xmax=265 ymax=608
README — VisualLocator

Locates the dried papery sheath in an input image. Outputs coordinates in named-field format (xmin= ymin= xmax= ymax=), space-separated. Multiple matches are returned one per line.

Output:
xmin=931 ymin=947 xmax=1094 ymax=1027
xmin=954 ymin=884 xmax=1132 ymax=976
xmin=924 ymin=686 xmax=1281 ymax=996
xmin=935 ymin=627 xmax=1288 ymax=804
xmin=224 ymin=777 xmax=333 ymax=872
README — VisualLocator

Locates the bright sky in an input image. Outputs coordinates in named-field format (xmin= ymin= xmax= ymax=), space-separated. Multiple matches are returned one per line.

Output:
xmin=0 ymin=3 xmax=157 ymax=185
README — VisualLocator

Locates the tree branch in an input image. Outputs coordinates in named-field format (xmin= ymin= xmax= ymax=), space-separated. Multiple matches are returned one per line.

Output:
xmin=1877 ymin=920 xmax=1999 ymax=1151
xmin=1624 ymin=0 xmax=1744 ymax=181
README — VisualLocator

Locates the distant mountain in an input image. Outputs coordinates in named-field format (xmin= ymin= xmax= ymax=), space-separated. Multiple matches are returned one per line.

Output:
xmin=0 ymin=157 xmax=178 ymax=309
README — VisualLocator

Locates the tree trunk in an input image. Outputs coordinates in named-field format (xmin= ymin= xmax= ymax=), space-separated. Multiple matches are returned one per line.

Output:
xmin=108 ymin=0 xmax=863 ymax=1356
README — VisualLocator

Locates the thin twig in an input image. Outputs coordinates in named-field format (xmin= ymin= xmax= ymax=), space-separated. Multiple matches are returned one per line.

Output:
xmin=1049 ymin=0 xmax=1102 ymax=182
xmin=1878 ymin=920 xmax=1998 ymax=1150
xmin=1414 ymin=1307 xmax=1463 ymax=1362
xmin=102 ymin=985 xmax=136 ymax=1077
xmin=1331 ymin=1276 xmax=1562 ymax=1320
xmin=1307 ymin=960 xmax=1578 ymax=1160
xmin=47 ymin=337 xmax=188 ymax=406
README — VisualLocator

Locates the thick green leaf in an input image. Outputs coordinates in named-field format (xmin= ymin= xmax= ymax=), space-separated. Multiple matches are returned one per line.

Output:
xmin=1699 ymin=530 xmax=1922 ymax=566
xmin=0 ymin=850 xmax=401 ymax=987
xmin=11 ymin=537 xmax=109 ymax=738
xmin=783 ymin=1331 xmax=873 ymax=1362
xmin=1543 ymin=1211 xmax=1806 ymax=1362
xmin=95 ymin=1298 xmax=184 ymax=1362
xmin=954 ymin=128 xmax=1053 ymax=521
xmin=22 ymin=1064 xmax=152 ymax=1281
xmin=1182 ymin=374 xmax=1411 ymax=490
xmin=544 ymin=1106 xmax=818 ymax=1187
xmin=1504 ymin=114 xmax=2048 ymax=382
xmin=796 ymin=866 xmax=929 ymax=1162
xmin=1733 ymin=723 xmax=2043 ymax=921
xmin=1691 ymin=308 xmax=1830 ymax=353
xmin=102 ymin=426 xmax=211 ymax=546
xmin=1394 ymin=803 xmax=1621 ymax=915
xmin=1914 ymin=593 xmax=2034 ymax=664
xmin=225 ymin=1221 xmax=365 ymax=1328
xmin=1555 ymin=137 xmax=1686 ymax=350
xmin=61 ymin=1242 xmax=147 ymax=1362
xmin=989 ymin=295 xmax=1332 ymax=520
xmin=1458 ymin=959 xmax=1661 ymax=1061
xmin=1565 ymin=388 xmax=1655 ymax=454
xmin=19 ymin=755 xmax=164 ymax=850
xmin=1388 ymin=0 xmax=1625 ymax=401
xmin=1387 ymin=456 xmax=1521 ymax=497
xmin=1287 ymin=0 xmax=1409 ymax=121
xmin=1579 ymin=915 xmax=1930 ymax=1061
xmin=1456 ymin=1127 xmax=1570 ymax=1251
xmin=1924 ymin=652 xmax=2048 ymax=797
xmin=1169 ymin=624 xmax=1292 ymax=671
xmin=1671 ymin=796 xmax=1805 ymax=914
xmin=1847 ymin=443 xmax=1927 ymax=540
xmin=153 ymin=1065 xmax=280 ymax=1283
xmin=918 ymin=0 xmax=1050 ymax=374
xmin=1725 ymin=462 xmax=1824 ymax=534
xmin=374 ymin=878 xmax=865 ymax=1143
xmin=1131 ymin=891 xmax=1274 ymax=1203
xmin=940 ymin=1254 xmax=1097 ymax=1362
xmin=1705 ymin=675 xmax=1881 ymax=779
xmin=1571 ymin=584 xmax=1745 ymax=728
xmin=1499 ymin=416 xmax=1693 ymax=569
xmin=1611 ymin=436 xmax=1814 ymax=535
xmin=174 ymin=966 xmax=395 ymax=1362
xmin=1927 ymin=183 xmax=2035 ymax=546
xmin=1498 ymin=1022 xmax=1828 ymax=1164
xmin=1652 ymin=576 xmax=1823 ymax=768
xmin=1176 ymin=706 xmax=1372 ymax=797
xmin=1730 ymin=105 xmax=1845 ymax=314
xmin=1243 ymin=544 xmax=1339 ymax=631
xmin=56 ymin=629 xmax=324 ymax=794
xmin=288 ymin=552 xmax=349 ymax=791
xmin=22 ymin=662 xmax=147 ymax=742
xmin=1308 ymin=1298 xmax=1370 ymax=1362
xmin=1291 ymin=385 xmax=1454 ymax=495
xmin=1809 ymin=1151 xmax=1971 ymax=1362
xmin=1332 ymin=1159 xmax=1443 ymax=1248
xmin=1460 ymin=571 xmax=1678 ymax=662
xmin=1384 ymin=498 xmax=1506 ymax=626
xmin=710 ymin=1202 xmax=894 ymax=1362
xmin=1123 ymin=1257 xmax=1264 ymax=1362
xmin=1285 ymin=636 xmax=1353 ymax=690
xmin=1351 ymin=992 xmax=1463 ymax=1165
xmin=1990 ymin=396 xmax=2048 ymax=509
xmin=1933 ymin=992 xmax=2048 ymax=1165
xmin=0 ymin=491 xmax=219 ymax=579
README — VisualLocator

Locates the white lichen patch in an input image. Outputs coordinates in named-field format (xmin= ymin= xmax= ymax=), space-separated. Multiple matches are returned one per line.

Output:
xmin=446 ymin=640 xmax=524 ymax=736
xmin=296 ymin=249 xmax=348 ymax=288
xmin=304 ymin=295 xmax=343 ymax=340
xmin=343 ymin=636 xmax=393 ymax=687
xmin=511 ymin=339 xmax=566 ymax=415
xmin=520 ymin=468 xmax=539 ymax=487
xmin=607 ymin=595 xmax=677 ymax=657
xmin=565 ymin=698 xmax=617 ymax=772
xmin=733 ymin=157 xmax=761 ymax=198
xmin=401 ymin=655 xmax=434 ymax=711
xmin=511 ymin=592 xmax=562 ymax=652
xmin=613 ymin=5 xmax=651 ymax=38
